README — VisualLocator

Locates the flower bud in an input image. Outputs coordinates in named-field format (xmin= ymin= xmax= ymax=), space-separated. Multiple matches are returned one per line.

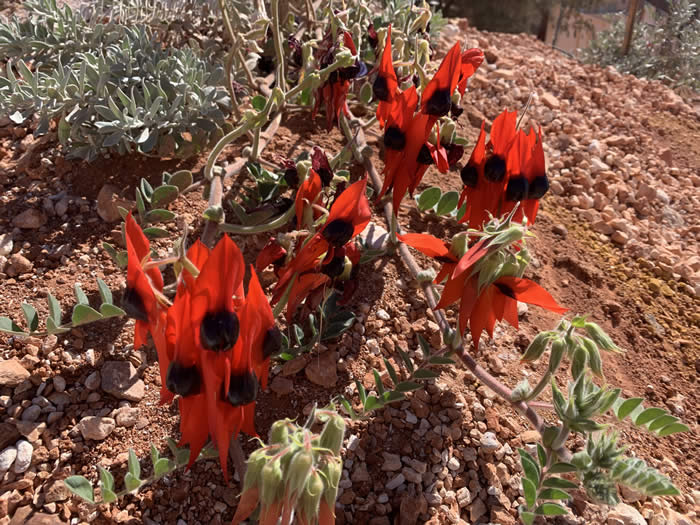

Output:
xmin=521 ymin=332 xmax=551 ymax=362
xmin=334 ymin=49 xmax=356 ymax=69
xmin=492 ymin=225 xmax=524 ymax=247
xmin=571 ymin=451 xmax=592 ymax=470
xmin=260 ymin=459 xmax=284 ymax=506
xmin=510 ymin=379 xmax=531 ymax=402
xmin=359 ymin=81 xmax=373 ymax=104
xmin=321 ymin=457 xmax=342 ymax=505
xmin=299 ymin=470 xmax=324 ymax=522
xmin=393 ymin=37 xmax=405 ymax=57
xmin=548 ymin=337 xmax=567 ymax=373
xmin=243 ymin=449 xmax=269 ymax=491
xmin=296 ymin=160 xmax=311 ymax=184
xmin=584 ymin=322 xmax=621 ymax=352
xmin=269 ymin=420 xmax=290 ymax=445
xmin=541 ymin=425 xmax=559 ymax=449
xmin=571 ymin=345 xmax=588 ymax=380
xmin=286 ymin=450 xmax=314 ymax=498
xmin=439 ymin=119 xmax=456 ymax=145
xmin=409 ymin=9 xmax=432 ymax=33
xmin=581 ymin=338 xmax=603 ymax=377
xmin=417 ymin=39 xmax=430 ymax=66
xmin=449 ymin=232 xmax=468 ymax=258
xmin=319 ymin=414 xmax=346 ymax=455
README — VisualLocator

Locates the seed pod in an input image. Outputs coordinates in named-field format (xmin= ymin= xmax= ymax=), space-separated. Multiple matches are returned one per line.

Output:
xmin=319 ymin=414 xmax=346 ymax=455
xmin=521 ymin=332 xmax=551 ymax=362
xmin=260 ymin=459 xmax=283 ymax=506
xmin=299 ymin=470 xmax=324 ymax=523
xmin=584 ymin=322 xmax=621 ymax=352
xmin=548 ymin=337 xmax=567 ymax=373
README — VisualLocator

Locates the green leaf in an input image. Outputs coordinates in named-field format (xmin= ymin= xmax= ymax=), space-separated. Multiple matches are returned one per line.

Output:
xmin=154 ymin=457 xmax=173 ymax=477
xmin=58 ymin=115 xmax=70 ymax=144
xmin=519 ymin=449 xmax=541 ymax=484
xmin=21 ymin=303 xmax=39 ymax=333
xmin=150 ymin=185 xmax=179 ymax=208
xmin=169 ymin=170 xmax=193 ymax=191
xmin=436 ymin=191 xmax=459 ymax=216
xmin=166 ymin=438 xmax=190 ymax=466
xmin=522 ymin=477 xmax=536 ymax=508
xmin=542 ymin=477 xmax=578 ymax=489
xmin=140 ymin=179 xmax=154 ymax=201
xmin=355 ymin=381 xmax=367 ymax=405
xmin=428 ymin=355 xmax=456 ymax=365
xmin=98 ymin=466 xmax=115 ymax=493
xmin=150 ymin=444 xmax=160 ymax=467
xmin=537 ymin=444 xmax=547 ymax=468
xmin=363 ymin=395 xmax=382 ymax=412
xmin=635 ymin=407 xmax=666 ymax=426
xmin=417 ymin=334 xmax=431 ymax=359
xmin=537 ymin=488 xmax=571 ymax=500
xmin=412 ymin=369 xmax=440 ymax=380
xmin=548 ymin=462 xmax=578 ymax=474
xmin=372 ymin=369 xmax=385 ymax=396
xmin=416 ymin=187 xmax=441 ymax=211
xmin=124 ymin=472 xmax=141 ymax=492
xmin=520 ymin=510 xmax=535 ymax=525
xmin=382 ymin=390 xmax=405 ymax=403
xmin=143 ymin=227 xmax=170 ymax=239
xmin=97 ymin=279 xmax=113 ymax=305
xmin=383 ymin=358 xmax=399 ymax=386
xmin=656 ymin=422 xmax=689 ymax=437
xmin=339 ymin=397 xmax=358 ymax=420
xmin=46 ymin=318 xmax=69 ymax=335
xmin=102 ymin=488 xmax=117 ymax=503
xmin=128 ymin=449 xmax=141 ymax=479
xmin=64 ymin=476 xmax=94 ymax=503
xmin=100 ymin=304 xmax=126 ymax=318
xmin=397 ymin=349 xmax=415 ymax=373
xmin=395 ymin=381 xmax=422 ymax=393
xmin=145 ymin=209 xmax=176 ymax=222
xmin=135 ymin=188 xmax=146 ymax=217
xmin=47 ymin=293 xmax=62 ymax=324
xmin=251 ymin=95 xmax=267 ymax=111
xmin=74 ymin=283 xmax=89 ymax=305
xmin=293 ymin=324 xmax=304 ymax=346
xmin=72 ymin=304 xmax=103 ymax=326
xmin=648 ymin=414 xmax=678 ymax=432
xmin=534 ymin=503 xmax=568 ymax=516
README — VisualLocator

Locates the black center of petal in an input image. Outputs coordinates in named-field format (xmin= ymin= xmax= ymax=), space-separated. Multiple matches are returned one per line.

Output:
xmin=384 ymin=126 xmax=406 ymax=151
xmin=322 ymin=255 xmax=346 ymax=278
xmin=166 ymin=361 xmax=201 ymax=397
xmin=484 ymin=155 xmax=507 ymax=183
xmin=200 ymin=310 xmax=239 ymax=352
xmin=494 ymin=282 xmax=516 ymax=299
xmin=527 ymin=173 xmax=549 ymax=200
xmin=435 ymin=255 xmax=455 ymax=263
xmin=373 ymin=75 xmax=389 ymax=101
xmin=317 ymin=167 xmax=333 ymax=186
xmin=257 ymin=55 xmax=275 ymax=76
xmin=225 ymin=371 xmax=259 ymax=407
xmin=339 ymin=62 xmax=360 ymax=81
xmin=417 ymin=144 xmax=434 ymax=165
xmin=262 ymin=326 xmax=282 ymax=359
xmin=284 ymin=168 xmax=299 ymax=188
xmin=122 ymin=287 xmax=148 ymax=322
xmin=450 ymin=102 xmax=464 ymax=119
xmin=460 ymin=164 xmax=479 ymax=188
xmin=505 ymin=176 xmax=529 ymax=202
xmin=424 ymin=88 xmax=452 ymax=117
xmin=322 ymin=219 xmax=354 ymax=247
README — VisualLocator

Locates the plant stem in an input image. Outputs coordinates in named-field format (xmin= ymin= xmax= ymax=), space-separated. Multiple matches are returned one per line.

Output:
xmin=219 ymin=204 xmax=295 ymax=235
xmin=551 ymin=423 xmax=570 ymax=451
xmin=270 ymin=0 xmax=287 ymax=93
xmin=338 ymin=113 xmax=572 ymax=461
xmin=522 ymin=372 xmax=552 ymax=403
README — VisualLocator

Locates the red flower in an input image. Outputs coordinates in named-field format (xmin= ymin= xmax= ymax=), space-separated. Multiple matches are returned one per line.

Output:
xmin=256 ymin=238 xmax=287 ymax=275
xmin=313 ymin=32 xmax=358 ymax=130
xmin=457 ymin=48 xmax=484 ymax=96
xmin=397 ymin=232 xmax=458 ymax=283
xmin=295 ymin=169 xmax=323 ymax=229
xmin=421 ymin=43 xmax=462 ymax=120
xmin=374 ymin=25 xmax=399 ymax=128
xmin=467 ymin=276 xmax=568 ymax=350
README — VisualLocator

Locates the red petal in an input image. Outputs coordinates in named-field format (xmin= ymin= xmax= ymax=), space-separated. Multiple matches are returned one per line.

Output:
xmin=285 ymin=273 xmax=329 ymax=322
xmin=397 ymin=233 xmax=452 ymax=259
xmin=458 ymin=275 xmax=478 ymax=336
xmin=343 ymin=31 xmax=357 ymax=55
xmin=324 ymin=177 xmax=371 ymax=238
xmin=502 ymin=295 xmax=519 ymax=329
xmin=452 ymin=237 xmax=490 ymax=279
xmin=386 ymin=85 xmax=418 ymax=130
xmin=497 ymin=276 xmax=568 ymax=314
xmin=469 ymin=285 xmax=497 ymax=350
xmin=256 ymin=238 xmax=287 ymax=273
xmin=231 ymin=487 xmax=260 ymax=525
xmin=421 ymin=43 xmax=462 ymax=115
xmin=295 ymin=170 xmax=323 ymax=227
xmin=489 ymin=109 xmax=518 ymax=157
xmin=436 ymin=270 xmax=467 ymax=310
xmin=457 ymin=48 xmax=484 ymax=95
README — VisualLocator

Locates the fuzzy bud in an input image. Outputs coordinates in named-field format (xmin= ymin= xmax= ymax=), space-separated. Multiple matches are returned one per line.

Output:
xmin=417 ymin=39 xmax=430 ymax=66
xmin=393 ymin=37 xmax=405 ymax=57
xmin=439 ymin=119 xmax=457 ymax=145
xmin=541 ymin=425 xmax=559 ymax=449
xmin=409 ymin=9 xmax=432 ymax=33
xmin=449 ymin=232 xmax=468 ymax=258
xmin=510 ymin=379 xmax=531 ymax=402
xmin=417 ymin=268 xmax=436 ymax=283
xmin=584 ymin=322 xmax=621 ymax=352
xmin=269 ymin=420 xmax=290 ymax=445
xmin=521 ymin=331 xmax=551 ymax=362
xmin=243 ymin=449 xmax=269 ymax=491
xmin=334 ymin=49 xmax=356 ymax=69
xmin=260 ymin=459 xmax=284 ymax=506
xmin=299 ymin=470 xmax=324 ymax=522
xmin=286 ymin=450 xmax=314 ymax=498
xmin=321 ymin=457 xmax=342 ymax=505
xmin=571 ymin=451 xmax=592 ymax=470
xmin=319 ymin=414 xmax=346 ymax=455
xmin=548 ymin=337 xmax=567 ymax=373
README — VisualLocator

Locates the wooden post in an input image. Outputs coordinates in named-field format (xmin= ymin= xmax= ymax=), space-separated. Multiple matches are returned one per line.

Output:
xmin=622 ymin=0 xmax=640 ymax=55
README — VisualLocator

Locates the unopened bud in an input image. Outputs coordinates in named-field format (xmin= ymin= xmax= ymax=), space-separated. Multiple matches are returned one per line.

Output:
xmin=417 ymin=268 xmax=436 ymax=283
xmin=584 ymin=322 xmax=621 ymax=353
xmin=321 ymin=457 xmax=342 ymax=505
xmin=417 ymin=39 xmax=430 ymax=65
xmin=296 ymin=160 xmax=311 ymax=184
xmin=492 ymin=225 xmax=524 ymax=247
xmin=299 ymin=470 xmax=324 ymax=522
xmin=439 ymin=119 xmax=456 ymax=145
xmin=334 ymin=49 xmax=355 ymax=69
xmin=571 ymin=345 xmax=588 ymax=379
xmin=394 ymin=37 xmax=405 ymax=56
xmin=571 ymin=451 xmax=592 ymax=470
xmin=449 ymin=232 xmax=468 ymax=258
xmin=581 ymin=338 xmax=603 ymax=377
xmin=548 ymin=337 xmax=567 ymax=373
xmin=409 ymin=9 xmax=432 ymax=33
xmin=521 ymin=332 xmax=551 ymax=362
xmin=359 ymin=81 xmax=373 ymax=104
xmin=243 ymin=449 xmax=268 ymax=491
xmin=260 ymin=459 xmax=283 ymax=505
xmin=351 ymin=24 xmax=362 ymax=50
xmin=286 ymin=450 xmax=314 ymax=497
xmin=319 ymin=414 xmax=346 ymax=455
xmin=541 ymin=425 xmax=559 ymax=449
xmin=269 ymin=420 xmax=290 ymax=445
xmin=510 ymin=379 xmax=531 ymax=402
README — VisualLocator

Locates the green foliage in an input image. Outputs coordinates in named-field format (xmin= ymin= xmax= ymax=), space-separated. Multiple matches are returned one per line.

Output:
xmin=0 ymin=279 xmax=124 ymax=337
xmin=415 ymin=186 xmax=466 ymax=218
xmin=0 ymin=0 xmax=231 ymax=161
xmin=582 ymin=0 xmax=700 ymax=90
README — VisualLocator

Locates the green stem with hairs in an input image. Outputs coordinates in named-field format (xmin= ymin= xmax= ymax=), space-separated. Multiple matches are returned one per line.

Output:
xmin=218 ymin=203 xmax=295 ymax=234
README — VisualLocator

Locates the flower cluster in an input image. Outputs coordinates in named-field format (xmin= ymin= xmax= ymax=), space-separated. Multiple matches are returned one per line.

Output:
xmin=375 ymin=30 xmax=484 ymax=211
xmin=123 ymin=214 xmax=280 ymax=480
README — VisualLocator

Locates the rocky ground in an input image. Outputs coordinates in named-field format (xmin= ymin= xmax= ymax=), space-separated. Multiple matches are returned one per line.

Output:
xmin=0 ymin=15 xmax=699 ymax=525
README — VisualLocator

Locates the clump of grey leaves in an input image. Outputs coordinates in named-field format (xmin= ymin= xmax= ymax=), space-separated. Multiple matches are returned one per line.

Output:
xmin=0 ymin=0 xmax=231 ymax=161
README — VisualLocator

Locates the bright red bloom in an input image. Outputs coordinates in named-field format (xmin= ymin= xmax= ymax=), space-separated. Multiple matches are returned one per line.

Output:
xmin=375 ymin=25 xmax=399 ymax=128
xmin=256 ymin=237 xmax=287 ymax=275
xmin=295 ymin=169 xmax=323 ymax=229
xmin=313 ymin=32 xmax=359 ymax=130
xmin=421 ymin=43 xmax=462 ymax=120
xmin=457 ymin=48 xmax=485 ymax=96
xmin=397 ymin=232 xmax=457 ymax=283
xmin=467 ymin=276 xmax=568 ymax=350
